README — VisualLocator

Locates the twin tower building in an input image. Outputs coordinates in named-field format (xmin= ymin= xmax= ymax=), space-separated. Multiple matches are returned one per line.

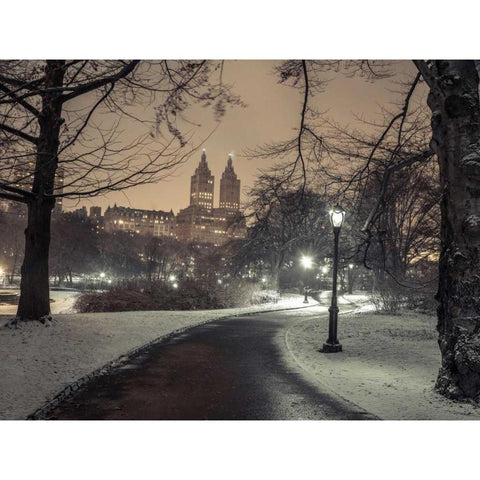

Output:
xmin=104 ymin=149 xmax=246 ymax=246
xmin=176 ymin=150 xmax=245 ymax=244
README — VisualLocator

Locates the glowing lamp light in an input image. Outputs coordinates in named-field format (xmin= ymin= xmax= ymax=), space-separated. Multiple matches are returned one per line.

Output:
xmin=172 ymin=282 xmax=178 ymax=289
xmin=169 ymin=274 xmax=176 ymax=282
xmin=261 ymin=277 xmax=266 ymax=283
xmin=0 ymin=267 xmax=4 ymax=276
xmin=321 ymin=266 xmax=329 ymax=274
xmin=329 ymin=205 xmax=346 ymax=230
xmin=99 ymin=272 xmax=106 ymax=279
xmin=349 ymin=264 xmax=354 ymax=270
xmin=301 ymin=255 xmax=313 ymax=269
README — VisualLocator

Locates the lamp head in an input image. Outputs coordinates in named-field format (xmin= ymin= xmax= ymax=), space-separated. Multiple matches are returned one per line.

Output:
xmin=329 ymin=205 xmax=345 ymax=231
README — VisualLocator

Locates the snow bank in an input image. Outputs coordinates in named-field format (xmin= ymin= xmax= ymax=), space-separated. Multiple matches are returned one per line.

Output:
xmin=0 ymin=294 xmax=312 ymax=420
xmin=285 ymin=304 xmax=480 ymax=420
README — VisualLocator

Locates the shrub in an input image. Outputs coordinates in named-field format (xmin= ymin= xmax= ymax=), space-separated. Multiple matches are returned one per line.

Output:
xmin=74 ymin=289 xmax=158 ymax=313
xmin=404 ymin=288 xmax=437 ymax=314
xmin=369 ymin=276 xmax=437 ymax=315
xmin=74 ymin=279 xmax=278 ymax=313
xmin=369 ymin=278 xmax=406 ymax=314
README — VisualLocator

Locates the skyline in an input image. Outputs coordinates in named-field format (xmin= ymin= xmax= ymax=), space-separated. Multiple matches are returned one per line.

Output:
xmin=63 ymin=60 xmax=416 ymax=214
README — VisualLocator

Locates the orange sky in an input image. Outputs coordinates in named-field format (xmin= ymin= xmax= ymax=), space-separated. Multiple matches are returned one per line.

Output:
xmin=64 ymin=60 xmax=417 ymax=215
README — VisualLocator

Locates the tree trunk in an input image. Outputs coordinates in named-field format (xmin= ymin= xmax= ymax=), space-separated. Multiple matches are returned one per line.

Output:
xmin=425 ymin=61 xmax=480 ymax=400
xmin=347 ymin=268 xmax=354 ymax=295
xmin=270 ymin=253 xmax=283 ymax=292
xmin=17 ymin=199 xmax=54 ymax=319
xmin=16 ymin=60 xmax=65 ymax=321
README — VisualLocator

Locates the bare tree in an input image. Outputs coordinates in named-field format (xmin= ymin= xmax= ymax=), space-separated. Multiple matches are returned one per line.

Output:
xmin=240 ymin=175 xmax=329 ymax=291
xmin=0 ymin=60 xmax=237 ymax=322
xmin=259 ymin=59 xmax=480 ymax=401
xmin=411 ymin=60 xmax=480 ymax=400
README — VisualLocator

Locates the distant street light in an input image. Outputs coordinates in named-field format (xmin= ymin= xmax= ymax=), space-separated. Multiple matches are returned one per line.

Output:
xmin=322 ymin=206 xmax=345 ymax=353
xmin=301 ymin=255 xmax=313 ymax=269
xmin=301 ymin=255 xmax=313 ymax=303
xmin=99 ymin=272 xmax=106 ymax=279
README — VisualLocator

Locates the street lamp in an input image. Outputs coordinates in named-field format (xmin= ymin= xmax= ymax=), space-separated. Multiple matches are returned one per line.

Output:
xmin=300 ymin=255 xmax=313 ymax=269
xmin=300 ymin=255 xmax=313 ymax=303
xmin=322 ymin=205 xmax=345 ymax=353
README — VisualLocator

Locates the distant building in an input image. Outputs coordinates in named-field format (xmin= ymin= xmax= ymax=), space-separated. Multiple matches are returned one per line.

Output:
xmin=89 ymin=206 xmax=104 ymax=234
xmin=190 ymin=150 xmax=214 ymax=209
xmin=89 ymin=206 xmax=102 ymax=218
xmin=53 ymin=167 xmax=64 ymax=215
xmin=0 ymin=156 xmax=31 ymax=219
xmin=219 ymin=154 xmax=240 ymax=210
xmin=72 ymin=206 xmax=88 ymax=218
xmin=75 ymin=149 xmax=246 ymax=245
xmin=176 ymin=151 xmax=246 ymax=245
xmin=104 ymin=205 xmax=176 ymax=238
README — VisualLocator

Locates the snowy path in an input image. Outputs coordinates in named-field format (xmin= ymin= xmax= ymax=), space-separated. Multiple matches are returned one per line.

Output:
xmin=47 ymin=308 xmax=375 ymax=420
xmin=0 ymin=294 xmax=314 ymax=420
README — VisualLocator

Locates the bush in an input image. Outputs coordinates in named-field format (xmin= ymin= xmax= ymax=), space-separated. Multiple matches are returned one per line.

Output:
xmin=74 ymin=289 xmax=159 ymax=313
xmin=368 ymin=276 xmax=408 ymax=314
xmin=404 ymin=288 xmax=437 ymax=314
xmin=250 ymin=289 xmax=279 ymax=305
xmin=74 ymin=279 xmax=278 ymax=313
xmin=369 ymin=277 xmax=437 ymax=315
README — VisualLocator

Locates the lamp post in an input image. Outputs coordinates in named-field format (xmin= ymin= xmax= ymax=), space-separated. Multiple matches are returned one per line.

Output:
xmin=322 ymin=206 xmax=345 ymax=353
xmin=300 ymin=255 xmax=313 ymax=303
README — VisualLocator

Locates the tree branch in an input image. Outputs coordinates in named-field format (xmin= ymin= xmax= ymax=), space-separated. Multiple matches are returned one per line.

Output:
xmin=0 ymin=190 xmax=29 ymax=203
xmin=0 ymin=122 xmax=38 ymax=144
xmin=60 ymin=61 xmax=140 ymax=103
xmin=0 ymin=83 xmax=41 ymax=117
xmin=413 ymin=60 xmax=434 ymax=87
xmin=0 ymin=181 xmax=34 ymax=199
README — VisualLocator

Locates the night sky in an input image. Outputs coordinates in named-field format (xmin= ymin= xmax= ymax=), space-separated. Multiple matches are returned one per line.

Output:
xmin=64 ymin=60 xmax=416 ymax=214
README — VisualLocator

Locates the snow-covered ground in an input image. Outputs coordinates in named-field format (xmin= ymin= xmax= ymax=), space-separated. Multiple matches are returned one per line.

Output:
xmin=0 ymin=288 xmax=80 ymax=316
xmin=284 ymin=298 xmax=480 ymax=420
xmin=2 ymin=290 xmax=478 ymax=421
xmin=0 ymin=294 xmax=313 ymax=420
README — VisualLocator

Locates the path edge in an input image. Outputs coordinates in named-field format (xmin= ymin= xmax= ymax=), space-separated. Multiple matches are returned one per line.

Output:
xmin=27 ymin=301 xmax=320 ymax=420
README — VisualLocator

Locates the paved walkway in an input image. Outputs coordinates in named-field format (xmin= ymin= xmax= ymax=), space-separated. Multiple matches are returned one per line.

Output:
xmin=48 ymin=307 xmax=375 ymax=420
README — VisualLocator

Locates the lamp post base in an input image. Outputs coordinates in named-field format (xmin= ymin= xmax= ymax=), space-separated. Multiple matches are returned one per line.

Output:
xmin=303 ymin=298 xmax=309 ymax=304
xmin=321 ymin=343 xmax=343 ymax=353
